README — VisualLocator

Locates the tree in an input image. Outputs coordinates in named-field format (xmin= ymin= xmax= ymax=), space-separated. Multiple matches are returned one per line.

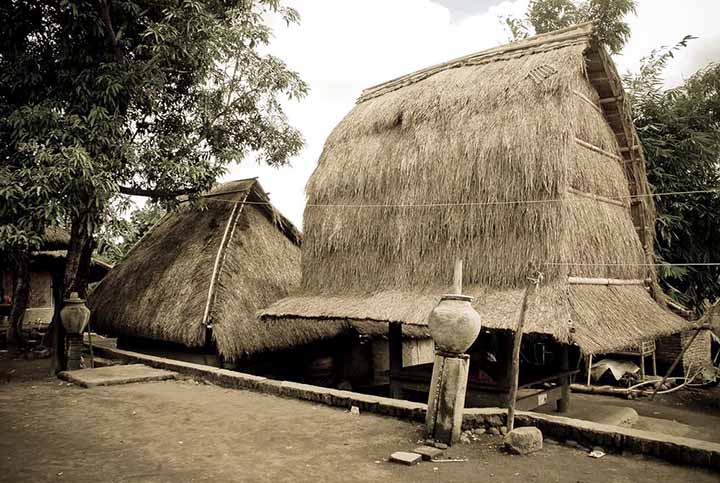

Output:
xmin=624 ymin=44 xmax=720 ymax=311
xmin=504 ymin=0 xmax=637 ymax=53
xmin=95 ymin=200 xmax=166 ymax=264
xmin=1 ymin=0 xmax=306 ymax=367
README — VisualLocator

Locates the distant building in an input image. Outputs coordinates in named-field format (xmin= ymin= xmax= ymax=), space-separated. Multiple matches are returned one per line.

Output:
xmin=1 ymin=227 xmax=111 ymax=334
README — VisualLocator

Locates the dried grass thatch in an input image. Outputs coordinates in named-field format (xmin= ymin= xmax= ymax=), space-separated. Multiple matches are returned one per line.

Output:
xmin=89 ymin=179 xmax=302 ymax=361
xmin=260 ymin=24 xmax=687 ymax=354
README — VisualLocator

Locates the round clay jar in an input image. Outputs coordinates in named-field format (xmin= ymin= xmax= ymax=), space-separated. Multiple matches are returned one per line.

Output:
xmin=427 ymin=294 xmax=481 ymax=353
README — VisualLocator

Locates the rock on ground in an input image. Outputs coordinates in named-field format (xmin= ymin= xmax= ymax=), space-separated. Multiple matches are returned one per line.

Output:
xmin=504 ymin=427 xmax=543 ymax=455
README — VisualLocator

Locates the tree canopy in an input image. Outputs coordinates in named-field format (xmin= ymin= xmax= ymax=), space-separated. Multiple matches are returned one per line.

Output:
xmin=625 ymin=45 xmax=720 ymax=311
xmin=0 ymin=0 xmax=306 ymax=355
xmin=505 ymin=0 xmax=637 ymax=53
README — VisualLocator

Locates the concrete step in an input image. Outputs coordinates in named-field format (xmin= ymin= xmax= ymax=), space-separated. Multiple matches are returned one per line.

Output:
xmin=59 ymin=364 xmax=178 ymax=388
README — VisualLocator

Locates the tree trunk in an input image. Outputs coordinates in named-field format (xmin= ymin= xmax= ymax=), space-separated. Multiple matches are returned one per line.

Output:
xmin=51 ymin=217 xmax=95 ymax=374
xmin=7 ymin=252 xmax=30 ymax=351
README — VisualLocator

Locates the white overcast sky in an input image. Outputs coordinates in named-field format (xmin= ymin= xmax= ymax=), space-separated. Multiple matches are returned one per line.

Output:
xmin=222 ymin=0 xmax=720 ymax=228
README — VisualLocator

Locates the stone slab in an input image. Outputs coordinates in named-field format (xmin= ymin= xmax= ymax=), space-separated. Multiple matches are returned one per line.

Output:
xmin=413 ymin=445 xmax=444 ymax=461
xmin=389 ymin=451 xmax=421 ymax=465
xmin=59 ymin=364 xmax=177 ymax=388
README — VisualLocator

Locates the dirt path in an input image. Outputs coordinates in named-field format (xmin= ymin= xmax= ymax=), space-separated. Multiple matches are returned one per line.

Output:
xmin=0 ymin=360 xmax=718 ymax=482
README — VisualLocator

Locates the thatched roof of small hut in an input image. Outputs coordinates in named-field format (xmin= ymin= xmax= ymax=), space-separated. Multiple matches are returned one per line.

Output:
xmin=260 ymin=24 xmax=688 ymax=354
xmin=89 ymin=179 xmax=307 ymax=361
xmin=28 ymin=226 xmax=112 ymax=280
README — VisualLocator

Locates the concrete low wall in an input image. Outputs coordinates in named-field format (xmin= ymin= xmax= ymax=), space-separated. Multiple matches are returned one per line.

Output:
xmin=92 ymin=345 xmax=426 ymax=421
xmin=91 ymin=345 xmax=720 ymax=471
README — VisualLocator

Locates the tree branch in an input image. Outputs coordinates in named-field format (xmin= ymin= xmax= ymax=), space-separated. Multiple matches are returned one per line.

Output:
xmin=99 ymin=0 xmax=123 ymax=61
xmin=118 ymin=185 xmax=200 ymax=198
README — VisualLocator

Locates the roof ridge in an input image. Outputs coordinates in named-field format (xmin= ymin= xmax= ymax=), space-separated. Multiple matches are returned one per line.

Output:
xmin=358 ymin=22 xmax=595 ymax=103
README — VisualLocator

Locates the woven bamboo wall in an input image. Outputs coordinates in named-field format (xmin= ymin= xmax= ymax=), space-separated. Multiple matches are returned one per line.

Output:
xmin=656 ymin=328 xmax=712 ymax=375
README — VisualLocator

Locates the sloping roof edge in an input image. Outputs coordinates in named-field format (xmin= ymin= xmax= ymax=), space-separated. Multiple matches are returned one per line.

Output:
xmin=260 ymin=283 xmax=689 ymax=354
xmin=358 ymin=22 xmax=595 ymax=103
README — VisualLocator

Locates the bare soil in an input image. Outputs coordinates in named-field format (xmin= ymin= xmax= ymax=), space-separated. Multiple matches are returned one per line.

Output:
xmin=0 ymin=356 xmax=718 ymax=483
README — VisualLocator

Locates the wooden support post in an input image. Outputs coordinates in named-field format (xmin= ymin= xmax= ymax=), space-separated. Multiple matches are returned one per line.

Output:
xmin=557 ymin=345 xmax=570 ymax=413
xmin=586 ymin=354 xmax=593 ymax=386
xmin=506 ymin=286 xmax=531 ymax=433
xmin=452 ymin=258 xmax=463 ymax=294
xmin=495 ymin=332 xmax=514 ymax=391
xmin=389 ymin=321 xmax=404 ymax=399
xmin=639 ymin=354 xmax=646 ymax=381
xmin=652 ymin=352 xmax=657 ymax=377
xmin=426 ymin=353 xmax=470 ymax=444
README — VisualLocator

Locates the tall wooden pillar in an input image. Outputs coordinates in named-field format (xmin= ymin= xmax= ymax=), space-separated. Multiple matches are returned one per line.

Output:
xmin=495 ymin=331 xmax=515 ymax=391
xmin=389 ymin=322 xmax=403 ymax=399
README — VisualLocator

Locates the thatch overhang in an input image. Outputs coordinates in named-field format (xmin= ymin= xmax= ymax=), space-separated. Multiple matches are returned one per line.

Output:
xmin=89 ymin=178 xmax=304 ymax=361
xmin=260 ymin=23 xmax=689 ymax=355
xmin=25 ymin=226 xmax=113 ymax=281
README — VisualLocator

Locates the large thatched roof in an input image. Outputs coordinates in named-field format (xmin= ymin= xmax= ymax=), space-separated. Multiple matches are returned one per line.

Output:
xmin=260 ymin=24 xmax=687 ymax=354
xmin=89 ymin=179 xmax=305 ymax=361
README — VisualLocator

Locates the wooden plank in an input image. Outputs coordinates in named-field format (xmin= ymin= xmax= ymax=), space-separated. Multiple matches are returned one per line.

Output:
xmin=517 ymin=369 xmax=580 ymax=388
xmin=516 ymin=386 xmax=562 ymax=411
xmin=568 ymin=277 xmax=646 ymax=286
xmin=389 ymin=322 xmax=404 ymax=399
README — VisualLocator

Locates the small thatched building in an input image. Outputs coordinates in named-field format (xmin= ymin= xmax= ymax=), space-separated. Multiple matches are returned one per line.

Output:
xmin=1 ymin=227 xmax=111 ymax=331
xmin=89 ymin=179 xmax=305 ymax=364
xmin=261 ymin=24 xmax=686 ymax=363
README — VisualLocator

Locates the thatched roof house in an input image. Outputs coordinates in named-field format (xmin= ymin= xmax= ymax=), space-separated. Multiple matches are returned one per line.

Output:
xmin=1 ymin=227 xmax=111 ymax=328
xmin=89 ymin=179 xmax=306 ymax=361
xmin=261 ymin=24 xmax=686 ymax=355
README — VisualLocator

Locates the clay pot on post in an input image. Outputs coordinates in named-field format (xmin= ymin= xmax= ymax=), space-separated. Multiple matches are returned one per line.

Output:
xmin=428 ymin=294 xmax=481 ymax=355
xmin=60 ymin=292 xmax=90 ymax=370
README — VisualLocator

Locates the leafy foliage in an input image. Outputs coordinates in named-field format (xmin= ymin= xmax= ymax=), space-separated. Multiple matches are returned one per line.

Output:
xmin=0 ymin=0 xmax=307 ymax=255
xmin=624 ymin=42 xmax=720 ymax=310
xmin=95 ymin=200 xmax=166 ymax=264
xmin=504 ymin=0 xmax=637 ymax=53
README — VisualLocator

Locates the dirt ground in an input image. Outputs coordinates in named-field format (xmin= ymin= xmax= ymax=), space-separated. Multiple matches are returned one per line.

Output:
xmin=1 ymin=357 xmax=718 ymax=483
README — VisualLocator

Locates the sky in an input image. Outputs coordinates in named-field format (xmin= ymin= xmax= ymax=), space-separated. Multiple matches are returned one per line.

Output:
xmin=222 ymin=0 xmax=720 ymax=228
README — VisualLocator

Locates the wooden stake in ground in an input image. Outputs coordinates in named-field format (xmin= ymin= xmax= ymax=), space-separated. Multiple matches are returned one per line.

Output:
xmin=506 ymin=272 xmax=542 ymax=433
